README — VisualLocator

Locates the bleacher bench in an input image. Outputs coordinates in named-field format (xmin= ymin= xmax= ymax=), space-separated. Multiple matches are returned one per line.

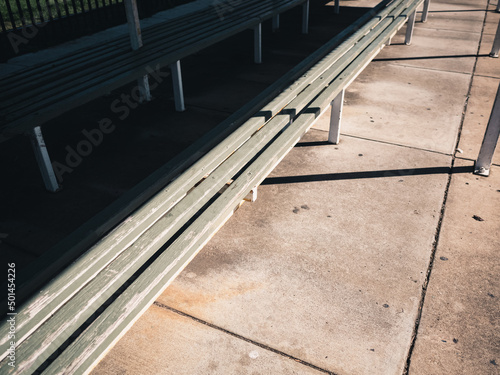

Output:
xmin=0 ymin=0 xmax=430 ymax=373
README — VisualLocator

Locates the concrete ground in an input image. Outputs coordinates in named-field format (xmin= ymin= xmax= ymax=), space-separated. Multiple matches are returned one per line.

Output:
xmin=92 ymin=1 xmax=500 ymax=374
xmin=1 ymin=0 xmax=498 ymax=373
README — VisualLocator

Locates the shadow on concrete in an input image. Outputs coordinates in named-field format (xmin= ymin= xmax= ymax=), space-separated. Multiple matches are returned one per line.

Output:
xmin=262 ymin=165 xmax=474 ymax=185
xmin=294 ymin=140 xmax=332 ymax=147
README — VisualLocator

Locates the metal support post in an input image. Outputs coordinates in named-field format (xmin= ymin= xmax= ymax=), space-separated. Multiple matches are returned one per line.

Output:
xmin=334 ymin=0 xmax=340 ymax=14
xmin=170 ymin=60 xmax=185 ymax=112
xmin=302 ymin=0 xmax=309 ymax=34
xmin=272 ymin=14 xmax=280 ymax=31
xmin=137 ymin=75 xmax=152 ymax=102
xmin=421 ymin=0 xmax=430 ymax=22
xmin=254 ymin=23 xmax=262 ymax=64
xmin=490 ymin=17 xmax=500 ymax=57
xmin=124 ymin=0 xmax=151 ymax=102
xmin=405 ymin=10 xmax=417 ymax=45
xmin=328 ymin=89 xmax=345 ymax=144
xmin=474 ymin=83 xmax=500 ymax=176
xmin=31 ymin=126 xmax=60 ymax=192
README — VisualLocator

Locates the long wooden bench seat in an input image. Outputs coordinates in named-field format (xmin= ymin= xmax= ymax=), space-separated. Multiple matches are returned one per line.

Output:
xmin=0 ymin=0 xmax=313 ymax=192
xmin=0 ymin=0 xmax=429 ymax=373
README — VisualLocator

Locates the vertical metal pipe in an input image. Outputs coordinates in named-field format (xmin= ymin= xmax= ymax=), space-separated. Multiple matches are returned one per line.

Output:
xmin=124 ymin=0 xmax=141 ymax=50
xmin=31 ymin=126 xmax=60 ymax=192
xmin=421 ymin=0 xmax=430 ymax=22
xmin=405 ymin=10 xmax=416 ymax=45
xmin=302 ymin=0 xmax=309 ymax=34
xmin=171 ymin=60 xmax=186 ymax=112
xmin=474 ymin=83 xmax=500 ymax=176
xmin=254 ymin=22 xmax=262 ymax=64
xmin=490 ymin=17 xmax=500 ymax=58
xmin=272 ymin=14 xmax=279 ymax=31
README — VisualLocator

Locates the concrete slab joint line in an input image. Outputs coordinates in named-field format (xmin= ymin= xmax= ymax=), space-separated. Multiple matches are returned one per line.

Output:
xmin=153 ymin=303 xmax=336 ymax=375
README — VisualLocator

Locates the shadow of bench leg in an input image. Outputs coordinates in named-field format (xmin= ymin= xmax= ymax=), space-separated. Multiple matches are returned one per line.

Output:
xmin=30 ymin=127 xmax=60 ymax=192
xmin=490 ymin=17 xmax=500 ymax=57
xmin=405 ymin=10 xmax=417 ymax=45
xmin=254 ymin=23 xmax=262 ymax=64
xmin=421 ymin=0 xmax=431 ymax=22
xmin=335 ymin=0 xmax=340 ymax=14
xmin=328 ymin=89 xmax=344 ymax=144
xmin=272 ymin=14 xmax=280 ymax=32
xmin=170 ymin=60 xmax=186 ymax=112
xmin=302 ymin=0 xmax=309 ymax=34
xmin=474 ymin=83 xmax=500 ymax=176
